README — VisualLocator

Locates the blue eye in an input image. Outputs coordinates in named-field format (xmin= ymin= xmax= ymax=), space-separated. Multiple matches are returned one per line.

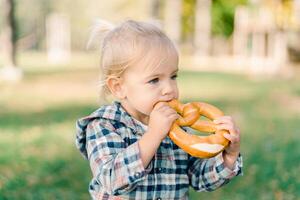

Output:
xmin=171 ymin=74 xmax=178 ymax=80
xmin=148 ymin=78 xmax=159 ymax=84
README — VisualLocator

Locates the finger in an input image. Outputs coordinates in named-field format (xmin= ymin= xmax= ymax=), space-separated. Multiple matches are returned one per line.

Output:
xmin=163 ymin=107 xmax=178 ymax=114
xmin=157 ymin=105 xmax=173 ymax=114
xmin=235 ymin=128 xmax=241 ymax=136
xmin=154 ymin=102 xmax=168 ymax=110
xmin=213 ymin=118 xmax=233 ymax=126
xmin=223 ymin=133 xmax=240 ymax=143
xmin=160 ymin=108 xmax=180 ymax=120
xmin=172 ymin=112 xmax=180 ymax=118
xmin=213 ymin=116 xmax=234 ymax=124
xmin=216 ymin=124 xmax=237 ymax=134
xmin=169 ymin=113 xmax=180 ymax=121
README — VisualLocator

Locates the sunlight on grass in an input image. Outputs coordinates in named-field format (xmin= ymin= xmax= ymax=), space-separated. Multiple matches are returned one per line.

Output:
xmin=1 ymin=52 xmax=300 ymax=199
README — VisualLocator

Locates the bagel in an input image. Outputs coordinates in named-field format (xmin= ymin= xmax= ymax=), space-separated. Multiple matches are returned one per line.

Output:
xmin=167 ymin=99 xmax=229 ymax=158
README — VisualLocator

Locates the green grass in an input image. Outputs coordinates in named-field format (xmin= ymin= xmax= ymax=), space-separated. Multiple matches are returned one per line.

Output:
xmin=0 ymin=52 xmax=300 ymax=199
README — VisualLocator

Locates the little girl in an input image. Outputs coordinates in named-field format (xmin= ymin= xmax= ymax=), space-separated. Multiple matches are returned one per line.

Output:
xmin=76 ymin=20 xmax=242 ymax=200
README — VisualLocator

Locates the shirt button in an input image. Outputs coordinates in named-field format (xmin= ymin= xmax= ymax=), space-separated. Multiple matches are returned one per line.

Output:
xmin=158 ymin=168 xmax=162 ymax=172
xmin=134 ymin=172 xmax=141 ymax=179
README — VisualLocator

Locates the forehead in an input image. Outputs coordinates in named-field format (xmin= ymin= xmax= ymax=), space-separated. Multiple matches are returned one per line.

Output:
xmin=127 ymin=44 xmax=179 ymax=76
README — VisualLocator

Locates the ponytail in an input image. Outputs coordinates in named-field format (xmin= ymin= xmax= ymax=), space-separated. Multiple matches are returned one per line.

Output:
xmin=86 ymin=19 xmax=115 ymax=50
xmin=86 ymin=19 xmax=116 ymax=103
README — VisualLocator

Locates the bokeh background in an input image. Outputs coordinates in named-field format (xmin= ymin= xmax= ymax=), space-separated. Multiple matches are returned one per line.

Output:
xmin=0 ymin=0 xmax=300 ymax=199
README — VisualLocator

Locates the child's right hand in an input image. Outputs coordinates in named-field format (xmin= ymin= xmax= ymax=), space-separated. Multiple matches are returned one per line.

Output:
xmin=148 ymin=102 xmax=179 ymax=141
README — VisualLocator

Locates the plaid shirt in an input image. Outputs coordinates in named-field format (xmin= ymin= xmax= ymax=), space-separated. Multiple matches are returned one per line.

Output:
xmin=76 ymin=101 xmax=243 ymax=200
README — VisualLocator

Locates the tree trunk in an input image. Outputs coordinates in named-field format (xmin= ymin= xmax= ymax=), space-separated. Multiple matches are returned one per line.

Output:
xmin=2 ymin=0 xmax=16 ymax=67
xmin=194 ymin=0 xmax=211 ymax=56
xmin=150 ymin=0 xmax=160 ymax=19
xmin=164 ymin=0 xmax=182 ymax=45
xmin=1 ymin=0 xmax=22 ymax=81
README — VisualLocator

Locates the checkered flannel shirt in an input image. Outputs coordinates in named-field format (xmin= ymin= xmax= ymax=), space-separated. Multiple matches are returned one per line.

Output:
xmin=76 ymin=101 xmax=243 ymax=200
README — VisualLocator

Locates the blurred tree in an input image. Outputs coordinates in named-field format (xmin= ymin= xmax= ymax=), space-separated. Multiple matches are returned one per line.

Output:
xmin=15 ymin=0 xmax=52 ymax=50
xmin=9 ymin=0 xmax=154 ymax=51
xmin=2 ymin=0 xmax=17 ymax=67
xmin=211 ymin=0 xmax=247 ymax=37
xmin=150 ymin=0 xmax=161 ymax=19
xmin=1 ymin=0 xmax=251 ymax=53
xmin=164 ymin=0 xmax=182 ymax=44
xmin=0 ymin=0 xmax=22 ymax=81
xmin=182 ymin=0 xmax=196 ymax=42
xmin=182 ymin=0 xmax=248 ymax=40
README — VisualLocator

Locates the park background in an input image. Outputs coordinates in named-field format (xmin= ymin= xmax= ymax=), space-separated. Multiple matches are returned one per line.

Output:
xmin=0 ymin=0 xmax=299 ymax=199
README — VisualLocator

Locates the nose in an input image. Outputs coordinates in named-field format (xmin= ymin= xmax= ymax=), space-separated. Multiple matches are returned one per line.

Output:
xmin=162 ymin=80 xmax=176 ymax=98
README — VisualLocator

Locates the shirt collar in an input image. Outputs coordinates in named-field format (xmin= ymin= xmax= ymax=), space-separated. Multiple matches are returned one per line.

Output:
xmin=94 ymin=101 xmax=147 ymax=135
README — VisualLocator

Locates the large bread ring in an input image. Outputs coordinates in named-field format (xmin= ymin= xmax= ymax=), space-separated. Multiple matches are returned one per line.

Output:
xmin=168 ymin=99 xmax=229 ymax=158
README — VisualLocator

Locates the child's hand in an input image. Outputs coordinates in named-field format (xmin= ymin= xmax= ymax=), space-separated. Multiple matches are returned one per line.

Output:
xmin=214 ymin=116 xmax=241 ymax=157
xmin=148 ymin=102 xmax=179 ymax=141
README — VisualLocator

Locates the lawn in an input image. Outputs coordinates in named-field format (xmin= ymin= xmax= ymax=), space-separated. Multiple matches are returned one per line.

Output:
xmin=0 ymin=52 xmax=299 ymax=199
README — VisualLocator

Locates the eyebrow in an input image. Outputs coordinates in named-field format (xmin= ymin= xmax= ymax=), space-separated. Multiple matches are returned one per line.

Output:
xmin=145 ymin=69 xmax=178 ymax=79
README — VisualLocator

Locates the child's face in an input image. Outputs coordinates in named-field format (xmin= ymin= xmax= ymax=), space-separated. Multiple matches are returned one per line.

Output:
xmin=120 ymin=55 xmax=179 ymax=123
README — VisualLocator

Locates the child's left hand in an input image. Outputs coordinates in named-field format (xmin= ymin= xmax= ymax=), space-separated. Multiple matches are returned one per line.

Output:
xmin=213 ymin=116 xmax=240 ymax=157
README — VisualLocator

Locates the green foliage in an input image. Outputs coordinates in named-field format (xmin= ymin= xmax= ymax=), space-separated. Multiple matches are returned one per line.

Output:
xmin=182 ymin=0 xmax=196 ymax=41
xmin=182 ymin=0 xmax=248 ymax=40
xmin=211 ymin=0 xmax=248 ymax=37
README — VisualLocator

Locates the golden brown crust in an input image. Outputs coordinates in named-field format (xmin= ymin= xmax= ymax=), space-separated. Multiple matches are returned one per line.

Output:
xmin=168 ymin=99 xmax=229 ymax=158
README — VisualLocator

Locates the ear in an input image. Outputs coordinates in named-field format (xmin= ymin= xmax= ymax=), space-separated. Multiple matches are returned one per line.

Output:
xmin=106 ymin=76 xmax=126 ymax=99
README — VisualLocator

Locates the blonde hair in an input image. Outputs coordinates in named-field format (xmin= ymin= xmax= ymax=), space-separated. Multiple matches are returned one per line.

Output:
xmin=87 ymin=19 xmax=179 ymax=102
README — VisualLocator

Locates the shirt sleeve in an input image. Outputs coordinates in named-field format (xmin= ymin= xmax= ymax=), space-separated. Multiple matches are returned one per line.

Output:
xmin=86 ymin=119 xmax=153 ymax=195
xmin=187 ymin=152 xmax=243 ymax=192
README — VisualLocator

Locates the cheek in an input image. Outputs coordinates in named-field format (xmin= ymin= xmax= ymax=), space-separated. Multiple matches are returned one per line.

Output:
xmin=173 ymin=83 xmax=179 ymax=97
xmin=127 ymin=85 xmax=154 ymax=102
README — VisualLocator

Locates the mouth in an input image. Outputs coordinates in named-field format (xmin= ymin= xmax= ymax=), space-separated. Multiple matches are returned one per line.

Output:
xmin=153 ymin=99 xmax=177 ymax=108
